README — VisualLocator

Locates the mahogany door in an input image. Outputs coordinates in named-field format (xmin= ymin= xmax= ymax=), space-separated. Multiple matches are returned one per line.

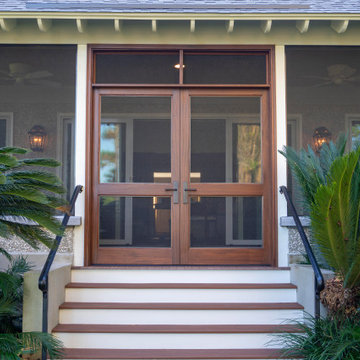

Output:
xmin=179 ymin=89 xmax=274 ymax=265
xmin=90 ymin=88 xmax=181 ymax=264
xmin=90 ymin=88 xmax=275 ymax=265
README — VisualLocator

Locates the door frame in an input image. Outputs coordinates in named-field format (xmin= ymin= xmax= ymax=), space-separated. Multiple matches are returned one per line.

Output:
xmin=84 ymin=45 xmax=277 ymax=266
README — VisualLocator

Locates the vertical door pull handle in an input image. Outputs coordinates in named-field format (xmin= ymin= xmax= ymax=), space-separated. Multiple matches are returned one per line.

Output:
xmin=183 ymin=182 xmax=197 ymax=204
xmin=165 ymin=181 xmax=178 ymax=204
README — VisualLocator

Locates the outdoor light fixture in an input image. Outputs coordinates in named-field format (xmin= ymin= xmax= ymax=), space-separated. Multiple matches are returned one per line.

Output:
xmin=313 ymin=126 xmax=331 ymax=153
xmin=174 ymin=63 xmax=185 ymax=69
xmin=28 ymin=125 xmax=47 ymax=152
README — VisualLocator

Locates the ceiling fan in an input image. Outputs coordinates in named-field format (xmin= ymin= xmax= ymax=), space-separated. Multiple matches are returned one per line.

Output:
xmin=0 ymin=62 xmax=60 ymax=86
xmin=306 ymin=64 xmax=360 ymax=87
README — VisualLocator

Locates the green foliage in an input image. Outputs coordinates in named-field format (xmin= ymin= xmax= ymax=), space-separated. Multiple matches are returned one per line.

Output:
xmin=0 ymin=147 xmax=66 ymax=358
xmin=0 ymin=257 xmax=32 ymax=332
xmin=0 ymin=258 xmax=64 ymax=359
xmin=0 ymin=332 xmax=64 ymax=360
xmin=280 ymin=136 xmax=360 ymax=289
xmin=311 ymin=148 xmax=360 ymax=288
xmin=0 ymin=146 xmax=66 ymax=250
xmin=275 ymin=314 xmax=360 ymax=360
xmin=279 ymin=134 xmax=347 ymax=213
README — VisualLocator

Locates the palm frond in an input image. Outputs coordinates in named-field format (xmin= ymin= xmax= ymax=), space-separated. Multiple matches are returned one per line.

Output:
xmin=9 ymin=178 xmax=65 ymax=194
xmin=0 ymin=247 xmax=12 ymax=261
xmin=8 ymin=170 xmax=63 ymax=185
xmin=311 ymin=183 xmax=347 ymax=277
xmin=0 ymin=146 xmax=67 ymax=250
xmin=0 ymin=333 xmax=21 ymax=360
xmin=0 ymin=220 xmax=58 ymax=248
xmin=19 ymin=158 xmax=61 ymax=167
xmin=0 ymin=147 xmax=28 ymax=155
xmin=20 ymin=332 xmax=64 ymax=359
xmin=0 ymin=153 xmax=18 ymax=167
xmin=0 ymin=184 xmax=50 ymax=204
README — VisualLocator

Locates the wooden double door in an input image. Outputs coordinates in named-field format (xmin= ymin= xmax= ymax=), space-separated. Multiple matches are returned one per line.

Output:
xmin=89 ymin=87 xmax=275 ymax=265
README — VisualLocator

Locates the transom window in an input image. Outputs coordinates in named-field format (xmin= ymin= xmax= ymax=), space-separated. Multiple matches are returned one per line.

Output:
xmin=94 ymin=49 xmax=269 ymax=85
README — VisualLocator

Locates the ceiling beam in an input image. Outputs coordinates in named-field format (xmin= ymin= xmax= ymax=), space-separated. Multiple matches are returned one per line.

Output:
xmin=37 ymin=18 xmax=52 ymax=32
xmin=226 ymin=19 xmax=234 ymax=33
xmin=151 ymin=19 xmax=157 ymax=32
xmin=331 ymin=19 xmax=349 ymax=33
xmin=76 ymin=18 xmax=87 ymax=33
xmin=114 ymin=19 xmax=123 ymax=32
xmin=296 ymin=19 xmax=310 ymax=33
xmin=190 ymin=19 xmax=196 ymax=32
xmin=0 ymin=18 xmax=16 ymax=32
xmin=261 ymin=19 xmax=272 ymax=33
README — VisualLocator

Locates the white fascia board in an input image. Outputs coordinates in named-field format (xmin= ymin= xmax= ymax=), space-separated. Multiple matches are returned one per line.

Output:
xmin=0 ymin=12 xmax=360 ymax=21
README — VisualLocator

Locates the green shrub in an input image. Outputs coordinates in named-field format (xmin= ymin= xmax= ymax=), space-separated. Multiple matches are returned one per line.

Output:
xmin=275 ymin=314 xmax=360 ymax=360
xmin=0 ymin=257 xmax=64 ymax=359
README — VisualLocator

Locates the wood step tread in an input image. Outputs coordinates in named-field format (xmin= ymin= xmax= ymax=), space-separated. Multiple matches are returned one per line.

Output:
xmin=71 ymin=266 xmax=291 ymax=270
xmin=53 ymin=324 xmax=302 ymax=333
xmin=66 ymin=283 xmax=297 ymax=289
xmin=59 ymin=302 xmax=304 ymax=310
xmin=61 ymin=348 xmax=298 ymax=359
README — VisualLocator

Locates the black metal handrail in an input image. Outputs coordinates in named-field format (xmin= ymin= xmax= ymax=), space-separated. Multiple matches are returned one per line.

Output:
xmin=279 ymin=185 xmax=325 ymax=319
xmin=38 ymin=185 xmax=83 ymax=360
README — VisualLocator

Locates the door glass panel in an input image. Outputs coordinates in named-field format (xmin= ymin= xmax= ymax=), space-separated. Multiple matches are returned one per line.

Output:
xmin=183 ymin=54 xmax=267 ymax=84
xmin=232 ymin=123 xmax=261 ymax=183
xmin=95 ymin=53 xmax=179 ymax=84
xmin=191 ymin=97 xmax=261 ymax=183
xmin=190 ymin=196 xmax=262 ymax=248
xmin=99 ymin=196 xmax=171 ymax=247
xmin=100 ymin=97 xmax=171 ymax=183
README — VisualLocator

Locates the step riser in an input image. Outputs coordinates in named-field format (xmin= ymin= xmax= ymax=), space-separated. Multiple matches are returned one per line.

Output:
xmin=59 ymin=309 xmax=303 ymax=325
xmin=65 ymin=288 xmax=297 ymax=303
xmin=55 ymin=332 xmax=282 ymax=349
xmin=71 ymin=270 xmax=290 ymax=284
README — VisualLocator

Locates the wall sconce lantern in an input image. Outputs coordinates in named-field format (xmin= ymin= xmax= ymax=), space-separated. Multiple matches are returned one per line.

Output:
xmin=28 ymin=125 xmax=47 ymax=152
xmin=313 ymin=126 xmax=331 ymax=153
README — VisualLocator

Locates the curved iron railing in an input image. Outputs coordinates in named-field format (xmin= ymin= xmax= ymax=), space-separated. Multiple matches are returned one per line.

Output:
xmin=38 ymin=185 xmax=83 ymax=360
xmin=279 ymin=185 xmax=325 ymax=319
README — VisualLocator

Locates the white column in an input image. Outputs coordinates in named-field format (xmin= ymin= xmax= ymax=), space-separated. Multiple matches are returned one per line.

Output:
xmin=275 ymin=45 xmax=289 ymax=267
xmin=73 ymin=44 xmax=87 ymax=266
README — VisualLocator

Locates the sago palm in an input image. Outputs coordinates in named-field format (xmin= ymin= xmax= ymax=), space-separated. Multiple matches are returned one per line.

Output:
xmin=311 ymin=147 xmax=360 ymax=289
xmin=0 ymin=146 xmax=66 ymax=358
xmin=0 ymin=146 xmax=66 ymax=258
xmin=280 ymin=136 xmax=360 ymax=290
xmin=279 ymin=134 xmax=347 ymax=213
